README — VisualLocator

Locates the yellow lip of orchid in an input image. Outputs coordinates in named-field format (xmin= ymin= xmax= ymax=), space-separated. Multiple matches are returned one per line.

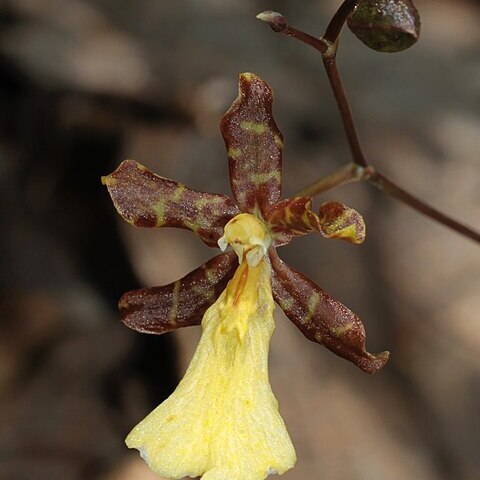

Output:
xmin=125 ymin=213 xmax=296 ymax=480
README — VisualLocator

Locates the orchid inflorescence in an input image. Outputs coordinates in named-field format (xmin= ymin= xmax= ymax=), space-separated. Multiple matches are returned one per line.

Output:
xmin=101 ymin=0 xmax=480 ymax=476
xmin=103 ymin=73 xmax=388 ymax=479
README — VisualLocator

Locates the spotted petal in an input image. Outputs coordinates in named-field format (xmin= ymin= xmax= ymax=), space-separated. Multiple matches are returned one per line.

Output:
xmin=102 ymin=160 xmax=240 ymax=247
xmin=266 ymin=198 xmax=365 ymax=246
xmin=266 ymin=197 xmax=321 ymax=246
xmin=119 ymin=251 xmax=238 ymax=334
xmin=269 ymin=250 xmax=389 ymax=374
xmin=221 ymin=73 xmax=283 ymax=214
xmin=318 ymin=201 xmax=366 ymax=244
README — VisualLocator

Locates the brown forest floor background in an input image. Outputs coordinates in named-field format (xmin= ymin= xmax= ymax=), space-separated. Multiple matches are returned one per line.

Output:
xmin=0 ymin=0 xmax=479 ymax=479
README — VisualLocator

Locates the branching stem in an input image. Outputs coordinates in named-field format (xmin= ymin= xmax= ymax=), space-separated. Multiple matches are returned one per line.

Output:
xmin=295 ymin=163 xmax=480 ymax=244
xmin=323 ymin=58 xmax=368 ymax=167
xmin=323 ymin=0 xmax=359 ymax=45
xmin=368 ymin=171 xmax=480 ymax=243
xmin=295 ymin=163 xmax=365 ymax=197
xmin=283 ymin=26 xmax=328 ymax=54
xmin=258 ymin=5 xmax=480 ymax=245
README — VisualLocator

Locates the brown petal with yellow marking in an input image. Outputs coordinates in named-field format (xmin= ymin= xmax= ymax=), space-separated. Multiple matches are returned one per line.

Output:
xmin=269 ymin=250 xmax=389 ymax=374
xmin=318 ymin=201 xmax=366 ymax=244
xmin=119 ymin=251 xmax=238 ymax=334
xmin=221 ymin=73 xmax=283 ymax=214
xmin=265 ymin=197 xmax=321 ymax=246
xmin=102 ymin=160 xmax=240 ymax=247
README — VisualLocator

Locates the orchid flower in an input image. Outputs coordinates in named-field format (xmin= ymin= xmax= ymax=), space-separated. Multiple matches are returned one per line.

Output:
xmin=102 ymin=73 xmax=389 ymax=480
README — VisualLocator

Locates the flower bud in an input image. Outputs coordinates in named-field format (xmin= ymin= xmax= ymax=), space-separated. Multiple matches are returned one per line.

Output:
xmin=347 ymin=0 xmax=420 ymax=53
xmin=256 ymin=10 xmax=287 ymax=33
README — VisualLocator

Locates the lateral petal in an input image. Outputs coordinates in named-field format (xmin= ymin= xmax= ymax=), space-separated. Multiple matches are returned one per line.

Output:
xmin=266 ymin=198 xmax=366 ymax=246
xmin=221 ymin=73 xmax=283 ymax=214
xmin=119 ymin=251 xmax=238 ymax=334
xmin=269 ymin=250 xmax=389 ymax=374
xmin=266 ymin=197 xmax=321 ymax=246
xmin=318 ymin=201 xmax=366 ymax=244
xmin=102 ymin=160 xmax=240 ymax=247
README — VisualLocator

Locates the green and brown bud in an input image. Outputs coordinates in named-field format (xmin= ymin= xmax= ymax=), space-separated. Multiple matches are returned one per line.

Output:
xmin=347 ymin=0 xmax=420 ymax=53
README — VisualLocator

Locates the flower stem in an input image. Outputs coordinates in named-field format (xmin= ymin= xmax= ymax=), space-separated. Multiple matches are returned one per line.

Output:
xmin=295 ymin=162 xmax=364 ymax=197
xmin=284 ymin=26 xmax=328 ymax=54
xmin=323 ymin=0 xmax=359 ymax=45
xmin=368 ymin=170 xmax=480 ymax=244
xmin=322 ymin=58 xmax=368 ymax=167
xmin=294 ymin=163 xmax=480 ymax=244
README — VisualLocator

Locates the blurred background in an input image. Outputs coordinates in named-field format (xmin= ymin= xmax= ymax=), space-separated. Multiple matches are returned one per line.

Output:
xmin=0 ymin=0 xmax=479 ymax=479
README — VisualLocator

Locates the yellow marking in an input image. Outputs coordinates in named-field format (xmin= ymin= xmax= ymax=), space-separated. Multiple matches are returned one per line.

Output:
xmin=228 ymin=148 xmax=242 ymax=159
xmin=204 ymin=287 xmax=216 ymax=301
xmin=314 ymin=332 xmax=323 ymax=344
xmin=280 ymin=297 xmax=295 ymax=311
xmin=251 ymin=171 xmax=281 ymax=187
xmin=338 ymin=224 xmax=358 ymax=239
xmin=168 ymin=281 xmax=181 ymax=325
xmin=195 ymin=196 xmax=225 ymax=209
xmin=195 ymin=197 xmax=209 ymax=209
xmin=182 ymin=219 xmax=200 ymax=233
xmin=240 ymin=121 xmax=266 ymax=135
xmin=101 ymin=175 xmax=115 ymax=186
xmin=192 ymin=284 xmax=215 ymax=301
xmin=300 ymin=211 xmax=310 ymax=227
xmin=205 ymin=268 xmax=218 ymax=284
xmin=300 ymin=211 xmax=308 ymax=227
xmin=301 ymin=210 xmax=319 ymax=231
xmin=154 ymin=199 xmax=167 ymax=226
xmin=320 ymin=208 xmax=365 ymax=243
xmin=171 ymin=184 xmax=186 ymax=202
xmin=274 ymin=134 xmax=284 ymax=148
xmin=326 ymin=224 xmax=359 ymax=243
xmin=240 ymin=72 xmax=256 ymax=82
xmin=284 ymin=206 xmax=294 ymax=225
xmin=331 ymin=323 xmax=354 ymax=336
xmin=302 ymin=294 xmax=320 ymax=324
xmin=234 ymin=188 xmax=248 ymax=204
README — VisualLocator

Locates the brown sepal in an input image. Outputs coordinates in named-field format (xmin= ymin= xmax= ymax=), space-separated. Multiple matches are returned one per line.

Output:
xmin=221 ymin=73 xmax=283 ymax=215
xmin=102 ymin=160 xmax=240 ymax=247
xmin=266 ymin=197 xmax=321 ymax=246
xmin=119 ymin=251 xmax=238 ymax=334
xmin=269 ymin=249 xmax=389 ymax=374
xmin=318 ymin=201 xmax=366 ymax=244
